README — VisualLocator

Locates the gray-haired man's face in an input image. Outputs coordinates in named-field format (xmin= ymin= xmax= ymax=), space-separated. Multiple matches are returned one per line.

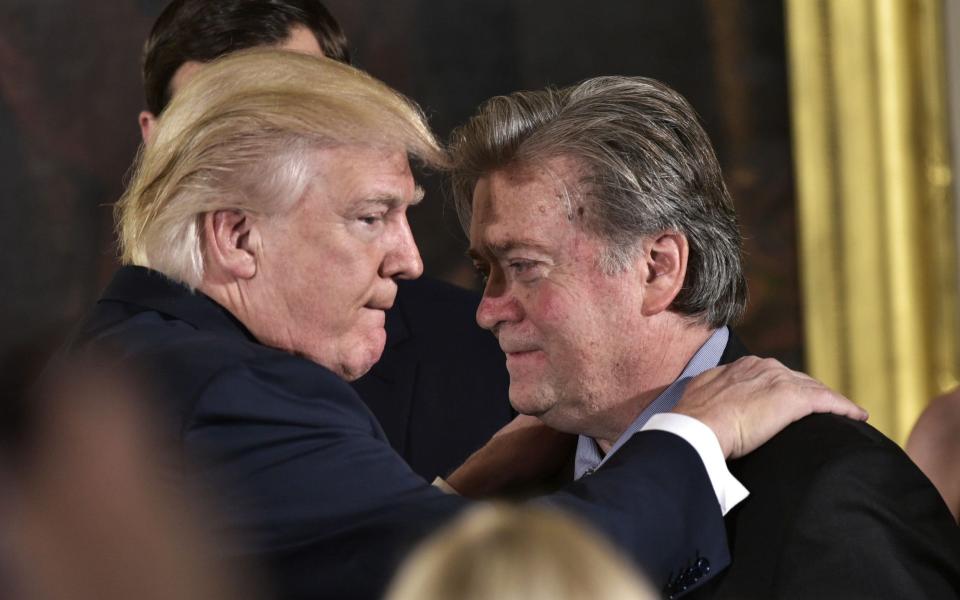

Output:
xmin=467 ymin=156 xmax=654 ymax=443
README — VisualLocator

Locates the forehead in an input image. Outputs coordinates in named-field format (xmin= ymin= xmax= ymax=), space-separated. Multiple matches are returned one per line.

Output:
xmin=279 ymin=25 xmax=324 ymax=57
xmin=306 ymin=144 xmax=419 ymax=209
xmin=469 ymin=156 xmax=584 ymax=250
xmin=169 ymin=25 xmax=324 ymax=96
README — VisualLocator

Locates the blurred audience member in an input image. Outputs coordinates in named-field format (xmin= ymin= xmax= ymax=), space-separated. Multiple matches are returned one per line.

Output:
xmin=386 ymin=504 xmax=656 ymax=600
xmin=907 ymin=386 xmax=960 ymax=521
xmin=1 ymin=359 xmax=260 ymax=600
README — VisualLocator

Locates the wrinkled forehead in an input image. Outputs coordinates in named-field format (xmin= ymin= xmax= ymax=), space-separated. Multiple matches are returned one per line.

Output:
xmin=468 ymin=158 xmax=590 ymax=253
xmin=303 ymin=144 xmax=423 ymax=208
xmin=469 ymin=157 xmax=587 ymax=227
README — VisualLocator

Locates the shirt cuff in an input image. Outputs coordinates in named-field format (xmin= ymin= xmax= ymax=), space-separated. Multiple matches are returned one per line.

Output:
xmin=432 ymin=476 xmax=460 ymax=495
xmin=641 ymin=413 xmax=749 ymax=515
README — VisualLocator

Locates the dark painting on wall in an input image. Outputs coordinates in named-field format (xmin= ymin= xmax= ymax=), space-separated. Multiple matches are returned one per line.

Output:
xmin=0 ymin=0 xmax=802 ymax=379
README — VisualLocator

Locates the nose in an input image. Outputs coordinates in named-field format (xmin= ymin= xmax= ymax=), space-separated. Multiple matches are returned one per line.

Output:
xmin=381 ymin=213 xmax=424 ymax=280
xmin=476 ymin=276 xmax=524 ymax=332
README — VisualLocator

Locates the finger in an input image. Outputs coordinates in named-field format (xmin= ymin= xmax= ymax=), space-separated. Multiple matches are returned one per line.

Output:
xmin=810 ymin=390 xmax=869 ymax=421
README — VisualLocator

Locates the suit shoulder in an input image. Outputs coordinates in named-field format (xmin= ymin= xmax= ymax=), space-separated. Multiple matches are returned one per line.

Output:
xmin=731 ymin=415 xmax=959 ymax=529
xmin=191 ymin=352 xmax=377 ymax=430
xmin=729 ymin=414 xmax=912 ymax=492
xmin=774 ymin=413 xmax=891 ymax=453
xmin=78 ymin=306 xmax=375 ymax=432
xmin=710 ymin=419 xmax=960 ymax=599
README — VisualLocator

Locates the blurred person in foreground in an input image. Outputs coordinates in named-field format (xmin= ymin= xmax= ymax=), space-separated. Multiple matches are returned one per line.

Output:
xmin=386 ymin=504 xmax=656 ymax=600
xmin=136 ymin=0 xmax=515 ymax=483
xmin=1 ymin=360 xmax=257 ymax=600
xmin=65 ymin=49 xmax=862 ymax=599
xmin=907 ymin=386 xmax=960 ymax=521
xmin=451 ymin=76 xmax=960 ymax=599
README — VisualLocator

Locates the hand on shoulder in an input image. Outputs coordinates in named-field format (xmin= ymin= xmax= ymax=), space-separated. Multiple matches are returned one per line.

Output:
xmin=675 ymin=356 xmax=868 ymax=459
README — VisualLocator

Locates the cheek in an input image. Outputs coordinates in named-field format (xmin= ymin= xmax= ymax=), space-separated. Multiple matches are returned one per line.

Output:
xmin=317 ymin=252 xmax=380 ymax=303
xmin=534 ymin=284 xmax=619 ymax=368
xmin=522 ymin=285 xmax=567 ymax=331
xmin=524 ymin=286 xmax=592 ymax=356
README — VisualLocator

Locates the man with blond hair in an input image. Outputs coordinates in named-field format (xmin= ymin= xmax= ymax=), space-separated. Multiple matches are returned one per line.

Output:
xmin=135 ymin=0 xmax=515 ymax=482
xmin=69 ymin=50 xmax=864 ymax=599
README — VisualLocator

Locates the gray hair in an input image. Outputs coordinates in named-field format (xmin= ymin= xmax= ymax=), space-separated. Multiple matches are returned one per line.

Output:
xmin=117 ymin=48 xmax=446 ymax=288
xmin=448 ymin=76 xmax=746 ymax=327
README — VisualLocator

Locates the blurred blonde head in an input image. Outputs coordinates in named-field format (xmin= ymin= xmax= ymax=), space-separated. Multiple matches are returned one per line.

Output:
xmin=386 ymin=504 xmax=656 ymax=600
xmin=116 ymin=48 xmax=446 ymax=288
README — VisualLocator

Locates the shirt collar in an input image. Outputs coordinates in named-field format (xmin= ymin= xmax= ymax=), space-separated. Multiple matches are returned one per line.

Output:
xmin=574 ymin=327 xmax=729 ymax=479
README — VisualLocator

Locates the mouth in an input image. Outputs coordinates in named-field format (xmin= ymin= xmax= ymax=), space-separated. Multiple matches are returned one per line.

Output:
xmin=498 ymin=334 xmax=542 ymax=364
xmin=364 ymin=293 xmax=396 ymax=312
xmin=366 ymin=284 xmax=398 ymax=312
xmin=502 ymin=348 xmax=544 ymax=368
xmin=361 ymin=305 xmax=389 ymax=329
xmin=500 ymin=341 xmax=539 ymax=354
xmin=503 ymin=348 xmax=538 ymax=356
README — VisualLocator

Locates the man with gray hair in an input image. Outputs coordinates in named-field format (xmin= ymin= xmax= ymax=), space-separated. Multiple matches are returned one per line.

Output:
xmin=452 ymin=75 xmax=960 ymax=598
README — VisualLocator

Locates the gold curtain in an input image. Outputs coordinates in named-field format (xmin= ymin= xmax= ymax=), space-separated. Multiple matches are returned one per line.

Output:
xmin=785 ymin=0 xmax=958 ymax=445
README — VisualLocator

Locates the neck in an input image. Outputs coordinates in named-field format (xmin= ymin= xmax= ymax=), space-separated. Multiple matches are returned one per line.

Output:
xmin=593 ymin=320 xmax=716 ymax=453
xmin=198 ymin=278 xmax=267 ymax=342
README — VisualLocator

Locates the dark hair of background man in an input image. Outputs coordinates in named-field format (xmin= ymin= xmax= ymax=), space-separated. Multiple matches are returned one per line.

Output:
xmin=143 ymin=0 xmax=350 ymax=115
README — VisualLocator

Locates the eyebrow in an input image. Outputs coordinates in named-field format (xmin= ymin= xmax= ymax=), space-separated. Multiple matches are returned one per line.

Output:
xmin=467 ymin=237 xmax=552 ymax=261
xmin=363 ymin=185 xmax=425 ymax=208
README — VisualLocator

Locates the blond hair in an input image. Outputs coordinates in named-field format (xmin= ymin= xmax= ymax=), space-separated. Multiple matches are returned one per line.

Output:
xmin=386 ymin=504 xmax=656 ymax=600
xmin=117 ymin=48 xmax=446 ymax=288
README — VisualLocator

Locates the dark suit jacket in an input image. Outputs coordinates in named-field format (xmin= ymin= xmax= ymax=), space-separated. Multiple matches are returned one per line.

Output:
xmin=69 ymin=266 xmax=730 ymax=599
xmin=351 ymin=277 xmax=513 ymax=481
xmin=685 ymin=334 xmax=960 ymax=599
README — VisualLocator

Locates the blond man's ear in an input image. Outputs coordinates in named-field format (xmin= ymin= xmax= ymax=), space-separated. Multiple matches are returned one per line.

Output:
xmin=202 ymin=210 xmax=260 ymax=283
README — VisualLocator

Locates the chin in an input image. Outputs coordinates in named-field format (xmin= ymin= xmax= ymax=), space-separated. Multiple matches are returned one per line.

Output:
xmin=507 ymin=383 xmax=556 ymax=418
xmin=333 ymin=353 xmax=376 ymax=381
xmin=339 ymin=364 xmax=371 ymax=382
xmin=296 ymin=327 xmax=386 ymax=381
xmin=339 ymin=331 xmax=387 ymax=381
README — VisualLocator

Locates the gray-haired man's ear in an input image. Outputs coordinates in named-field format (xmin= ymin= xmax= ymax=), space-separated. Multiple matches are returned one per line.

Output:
xmin=640 ymin=232 xmax=688 ymax=316
xmin=202 ymin=210 xmax=259 ymax=282
xmin=138 ymin=110 xmax=158 ymax=144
